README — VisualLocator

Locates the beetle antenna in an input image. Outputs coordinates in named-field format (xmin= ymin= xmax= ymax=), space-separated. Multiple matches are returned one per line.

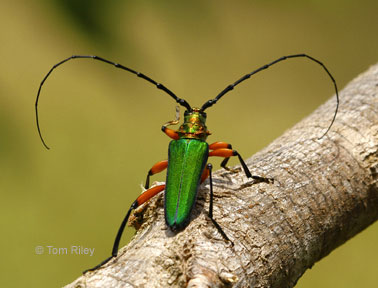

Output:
xmin=35 ymin=55 xmax=192 ymax=149
xmin=201 ymin=54 xmax=339 ymax=139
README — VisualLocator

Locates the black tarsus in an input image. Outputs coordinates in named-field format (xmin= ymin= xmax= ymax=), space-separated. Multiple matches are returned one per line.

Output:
xmin=201 ymin=54 xmax=339 ymax=139
xmin=145 ymin=170 xmax=153 ymax=189
xmin=35 ymin=55 xmax=191 ymax=149
xmin=207 ymin=163 xmax=233 ymax=245
xmin=230 ymin=150 xmax=274 ymax=184
xmin=83 ymin=200 xmax=138 ymax=274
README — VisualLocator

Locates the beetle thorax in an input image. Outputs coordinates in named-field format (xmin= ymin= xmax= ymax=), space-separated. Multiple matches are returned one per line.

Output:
xmin=178 ymin=108 xmax=210 ymax=140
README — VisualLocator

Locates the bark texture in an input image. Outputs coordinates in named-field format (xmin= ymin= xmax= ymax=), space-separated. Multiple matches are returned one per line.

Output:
xmin=66 ymin=64 xmax=378 ymax=288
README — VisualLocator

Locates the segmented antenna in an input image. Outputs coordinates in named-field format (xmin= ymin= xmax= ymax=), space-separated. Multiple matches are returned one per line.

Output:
xmin=201 ymin=54 xmax=339 ymax=139
xmin=35 ymin=55 xmax=191 ymax=149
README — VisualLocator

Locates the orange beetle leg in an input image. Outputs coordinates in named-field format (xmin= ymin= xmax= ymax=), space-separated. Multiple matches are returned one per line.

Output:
xmin=162 ymin=126 xmax=180 ymax=140
xmin=145 ymin=160 xmax=168 ymax=189
xmin=136 ymin=184 xmax=166 ymax=206
xmin=209 ymin=141 xmax=232 ymax=150
xmin=200 ymin=166 xmax=210 ymax=183
xmin=209 ymin=148 xmax=235 ymax=158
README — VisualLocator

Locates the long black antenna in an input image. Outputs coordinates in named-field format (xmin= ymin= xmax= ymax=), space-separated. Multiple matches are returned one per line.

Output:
xmin=201 ymin=54 xmax=339 ymax=139
xmin=35 ymin=55 xmax=192 ymax=149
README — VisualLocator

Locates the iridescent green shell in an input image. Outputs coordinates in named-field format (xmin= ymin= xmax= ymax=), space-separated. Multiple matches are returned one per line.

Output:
xmin=164 ymin=138 xmax=209 ymax=230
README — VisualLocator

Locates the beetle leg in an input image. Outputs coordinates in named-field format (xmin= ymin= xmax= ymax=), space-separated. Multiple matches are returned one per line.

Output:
xmin=136 ymin=184 xmax=166 ymax=205
xmin=206 ymin=163 xmax=233 ymax=245
xmin=83 ymin=184 xmax=165 ymax=273
xmin=162 ymin=126 xmax=180 ymax=140
xmin=200 ymin=165 xmax=210 ymax=183
xmin=145 ymin=160 xmax=168 ymax=189
xmin=209 ymin=141 xmax=233 ymax=169
xmin=161 ymin=105 xmax=180 ymax=139
xmin=209 ymin=144 xmax=274 ymax=184
xmin=209 ymin=141 xmax=232 ymax=150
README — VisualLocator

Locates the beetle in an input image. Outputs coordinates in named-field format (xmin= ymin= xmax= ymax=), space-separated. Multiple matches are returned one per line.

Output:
xmin=35 ymin=54 xmax=339 ymax=272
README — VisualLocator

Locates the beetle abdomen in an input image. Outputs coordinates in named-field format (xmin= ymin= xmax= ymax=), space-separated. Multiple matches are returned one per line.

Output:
xmin=165 ymin=139 xmax=208 ymax=230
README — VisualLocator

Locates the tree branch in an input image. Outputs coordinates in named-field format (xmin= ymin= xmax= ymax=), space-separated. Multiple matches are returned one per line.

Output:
xmin=66 ymin=63 xmax=378 ymax=288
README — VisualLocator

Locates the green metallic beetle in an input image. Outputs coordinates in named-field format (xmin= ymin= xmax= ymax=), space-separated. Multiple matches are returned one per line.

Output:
xmin=35 ymin=54 xmax=339 ymax=272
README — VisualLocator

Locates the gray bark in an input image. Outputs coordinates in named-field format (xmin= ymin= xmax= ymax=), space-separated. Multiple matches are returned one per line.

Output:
xmin=65 ymin=63 xmax=378 ymax=288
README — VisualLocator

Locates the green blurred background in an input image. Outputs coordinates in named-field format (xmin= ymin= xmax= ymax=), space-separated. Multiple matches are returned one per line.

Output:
xmin=1 ymin=0 xmax=377 ymax=287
